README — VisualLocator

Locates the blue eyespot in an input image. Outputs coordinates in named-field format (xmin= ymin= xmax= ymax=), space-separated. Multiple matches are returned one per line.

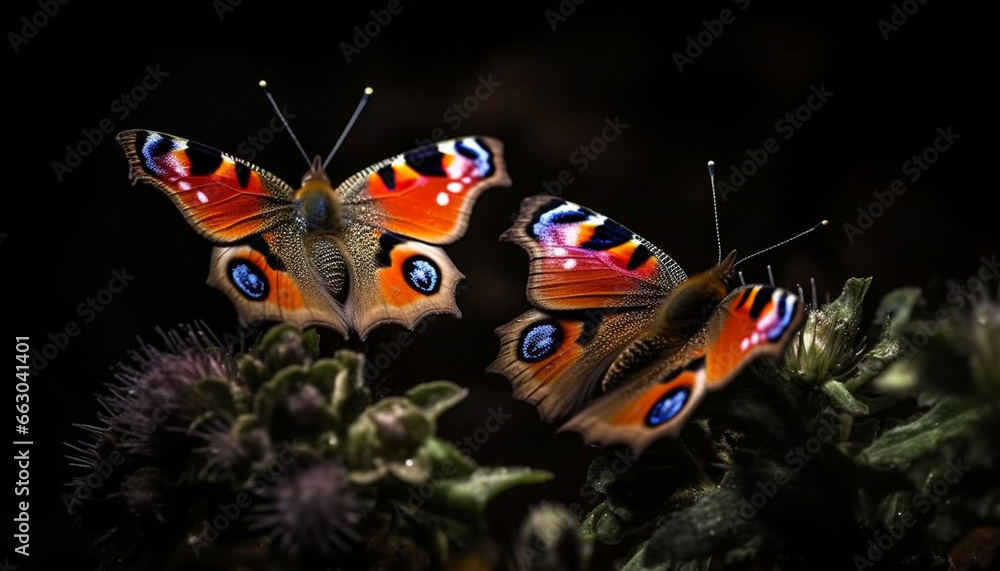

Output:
xmin=140 ymin=132 xmax=174 ymax=176
xmin=228 ymin=260 xmax=269 ymax=300
xmin=645 ymin=387 xmax=690 ymax=427
xmin=768 ymin=293 xmax=798 ymax=341
xmin=403 ymin=255 xmax=440 ymax=295
xmin=518 ymin=320 xmax=564 ymax=363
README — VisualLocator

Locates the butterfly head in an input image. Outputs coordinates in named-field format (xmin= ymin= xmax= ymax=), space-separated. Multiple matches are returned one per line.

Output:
xmin=294 ymin=157 xmax=342 ymax=232
xmin=652 ymin=250 xmax=738 ymax=339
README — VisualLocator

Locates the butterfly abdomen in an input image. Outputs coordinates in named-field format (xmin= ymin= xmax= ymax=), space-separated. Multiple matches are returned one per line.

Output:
xmin=601 ymin=332 xmax=676 ymax=392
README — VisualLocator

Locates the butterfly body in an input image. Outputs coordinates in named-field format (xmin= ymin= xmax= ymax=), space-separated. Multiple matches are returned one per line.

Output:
xmin=489 ymin=197 xmax=804 ymax=453
xmin=118 ymin=129 xmax=510 ymax=339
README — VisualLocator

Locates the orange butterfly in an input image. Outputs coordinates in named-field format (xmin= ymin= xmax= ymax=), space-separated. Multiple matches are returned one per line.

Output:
xmin=490 ymin=188 xmax=823 ymax=453
xmin=117 ymin=86 xmax=510 ymax=339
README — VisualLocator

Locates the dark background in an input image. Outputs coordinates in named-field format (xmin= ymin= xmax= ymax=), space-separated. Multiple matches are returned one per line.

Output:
xmin=4 ymin=0 xmax=987 ymax=568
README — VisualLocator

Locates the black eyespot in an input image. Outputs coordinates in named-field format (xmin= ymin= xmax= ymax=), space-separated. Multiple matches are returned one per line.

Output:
xmin=228 ymin=259 xmax=269 ymax=300
xmin=403 ymin=255 xmax=441 ymax=295
xmin=518 ymin=320 xmax=564 ymax=363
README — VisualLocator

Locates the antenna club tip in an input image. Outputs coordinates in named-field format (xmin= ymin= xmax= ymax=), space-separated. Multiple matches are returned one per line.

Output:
xmin=364 ymin=86 xmax=374 ymax=95
xmin=258 ymin=80 xmax=268 ymax=88
xmin=707 ymin=160 xmax=715 ymax=167
xmin=820 ymin=219 xmax=829 ymax=226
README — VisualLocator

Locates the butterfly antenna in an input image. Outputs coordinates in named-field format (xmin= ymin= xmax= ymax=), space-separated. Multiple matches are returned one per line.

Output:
xmin=734 ymin=219 xmax=829 ymax=268
xmin=258 ymin=80 xmax=311 ymax=168
xmin=323 ymin=86 xmax=374 ymax=169
xmin=708 ymin=160 xmax=722 ymax=264
xmin=738 ymin=270 xmax=746 ymax=286
xmin=768 ymin=265 xmax=776 ymax=287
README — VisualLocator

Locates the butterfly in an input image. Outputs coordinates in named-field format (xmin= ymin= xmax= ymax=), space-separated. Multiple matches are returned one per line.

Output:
xmin=116 ymin=129 xmax=510 ymax=339
xmin=488 ymin=196 xmax=809 ymax=453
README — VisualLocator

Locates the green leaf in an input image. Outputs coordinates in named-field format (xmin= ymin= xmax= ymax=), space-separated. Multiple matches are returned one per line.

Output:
xmin=405 ymin=381 xmax=469 ymax=419
xmin=426 ymin=467 xmax=552 ymax=520
xmin=195 ymin=377 xmax=238 ymax=415
xmin=820 ymin=380 xmax=869 ymax=415
xmin=422 ymin=436 xmax=477 ymax=477
xmin=330 ymin=350 xmax=370 ymax=426
xmin=844 ymin=320 xmax=903 ymax=393
xmin=858 ymin=396 xmax=987 ymax=469
xmin=826 ymin=277 xmax=872 ymax=325
xmin=301 ymin=327 xmax=320 ymax=357
xmin=875 ymin=287 xmax=923 ymax=337
xmin=620 ymin=541 xmax=710 ymax=571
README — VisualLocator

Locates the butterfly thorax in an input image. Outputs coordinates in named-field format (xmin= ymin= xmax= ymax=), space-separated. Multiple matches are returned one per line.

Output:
xmin=600 ymin=251 xmax=737 ymax=392
xmin=294 ymin=159 xmax=343 ymax=233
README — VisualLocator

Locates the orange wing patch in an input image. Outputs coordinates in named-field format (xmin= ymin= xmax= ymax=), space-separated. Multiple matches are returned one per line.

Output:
xmin=343 ymin=229 xmax=465 ymax=340
xmin=501 ymin=196 xmax=687 ymax=311
xmin=561 ymin=353 xmax=708 ymax=453
xmin=118 ymin=130 xmax=293 ymax=243
xmin=342 ymin=137 xmax=511 ymax=244
xmin=207 ymin=238 xmax=349 ymax=336
xmin=704 ymin=285 xmax=804 ymax=387
xmin=487 ymin=308 xmax=655 ymax=420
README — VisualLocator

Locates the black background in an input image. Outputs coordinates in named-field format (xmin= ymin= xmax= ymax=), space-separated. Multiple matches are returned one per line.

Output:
xmin=4 ymin=0 xmax=988 ymax=568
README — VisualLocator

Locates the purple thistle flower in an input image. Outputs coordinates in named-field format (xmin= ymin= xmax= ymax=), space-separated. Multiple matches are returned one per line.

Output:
xmin=250 ymin=461 xmax=367 ymax=561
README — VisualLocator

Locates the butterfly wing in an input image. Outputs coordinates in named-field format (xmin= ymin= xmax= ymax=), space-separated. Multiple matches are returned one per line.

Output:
xmin=487 ymin=307 xmax=656 ymax=420
xmin=561 ymin=285 xmax=805 ymax=453
xmin=333 ymin=226 xmax=465 ymax=340
xmin=206 ymin=228 xmax=351 ymax=336
xmin=333 ymin=137 xmax=509 ymax=338
xmin=117 ymin=130 xmax=294 ymax=243
xmin=338 ymin=136 xmax=510 ymax=244
xmin=502 ymin=196 xmax=688 ymax=311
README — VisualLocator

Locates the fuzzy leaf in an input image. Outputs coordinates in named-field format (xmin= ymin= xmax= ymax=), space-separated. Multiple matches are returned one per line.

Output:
xmin=195 ymin=377 xmax=238 ymax=415
xmin=427 ymin=467 xmax=552 ymax=520
xmin=422 ymin=436 xmax=477 ymax=477
xmin=405 ymin=381 xmax=469 ymax=419
xmin=858 ymin=396 xmax=987 ymax=469
xmin=820 ymin=380 xmax=869 ymax=415
xmin=330 ymin=350 xmax=370 ymax=426
xmin=844 ymin=320 xmax=904 ymax=393
xmin=621 ymin=541 xmax=710 ymax=571
xmin=875 ymin=287 xmax=923 ymax=337
xmin=301 ymin=327 xmax=320 ymax=357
